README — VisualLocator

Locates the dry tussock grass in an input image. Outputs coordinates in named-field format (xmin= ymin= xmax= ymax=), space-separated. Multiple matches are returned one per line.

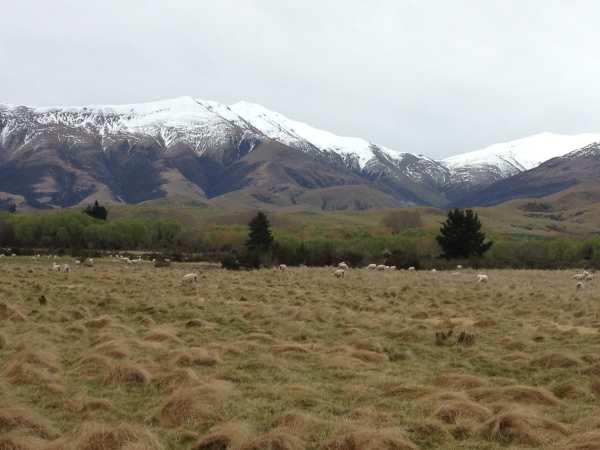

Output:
xmin=3 ymin=261 xmax=600 ymax=448
xmin=192 ymin=422 xmax=254 ymax=450
xmin=323 ymin=428 xmax=417 ymax=450
xmin=479 ymin=407 xmax=569 ymax=445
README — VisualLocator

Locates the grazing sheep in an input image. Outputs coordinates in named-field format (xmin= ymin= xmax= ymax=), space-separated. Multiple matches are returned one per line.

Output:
xmin=51 ymin=262 xmax=61 ymax=272
xmin=389 ymin=266 xmax=397 ymax=270
xmin=62 ymin=264 xmax=71 ymax=273
xmin=408 ymin=266 xmax=416 ymax=271
xmin=431 ymin=268 xmax=437 ymax=273
xmin=366 ymin=264 xmax=377 ymax=270
xmin=338 ymin=262 xmax=349 ymax=270
xmin=84 ymin=258 xmax=94 ymax=267
xmin=477 ymin=274 xmax=488 ymax=283
xmin=576 ymin=281 xmax=584 ymax=290
xmin=573 ymin=273 xmax=586 ymax=281
xmin=585 ymin=273 xmax=594 ymax=281
xmin=376 ymin=264 xmax=386 ymax=271
xmin=182 ymin=273 xmax=198 ymax=284
xmin=456 ymin=264 xmax=463 ymax=269
xmin=334 ymin=269 xmax=345 ymax=279
xmin=279 ymin=264 xmax=288 ymax=271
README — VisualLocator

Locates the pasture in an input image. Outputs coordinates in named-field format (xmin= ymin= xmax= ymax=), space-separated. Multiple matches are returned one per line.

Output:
xmin=2 ymin=258 xmax=600 ymax=449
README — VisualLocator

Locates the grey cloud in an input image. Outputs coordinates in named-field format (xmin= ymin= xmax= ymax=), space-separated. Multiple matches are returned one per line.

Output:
xmin=1 ymin=0 xmax=600 ymax=158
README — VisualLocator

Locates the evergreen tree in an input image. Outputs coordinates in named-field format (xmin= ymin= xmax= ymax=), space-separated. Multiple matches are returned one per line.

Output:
xmin=436 ymin=209 xmax=492 ymax=259
xmin=246 ymin=211 xmax=273 ymax=251
xmin=84 ymin=201 xmax=108 ymax=221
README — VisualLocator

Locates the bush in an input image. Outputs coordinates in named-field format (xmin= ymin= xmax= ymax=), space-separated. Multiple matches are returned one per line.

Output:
xmin=220 ymin=254 xmax=241 ymax=271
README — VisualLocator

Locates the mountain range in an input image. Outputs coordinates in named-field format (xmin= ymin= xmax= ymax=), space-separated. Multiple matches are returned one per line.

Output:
xmin=1 ymin=96 xmax=599 ymax=210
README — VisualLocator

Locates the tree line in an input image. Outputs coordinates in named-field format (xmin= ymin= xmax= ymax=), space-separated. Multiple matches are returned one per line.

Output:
xmin=3 ymin=202 xmax=600 ymax=269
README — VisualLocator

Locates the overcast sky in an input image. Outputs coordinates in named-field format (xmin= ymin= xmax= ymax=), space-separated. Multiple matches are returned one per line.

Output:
xmin=2 ymin=1 xmax=600 ymax=158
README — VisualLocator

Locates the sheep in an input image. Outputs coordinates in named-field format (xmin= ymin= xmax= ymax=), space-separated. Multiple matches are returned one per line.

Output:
xmin=366 ymin=264 xmax=377 ymax=270
xmin=334 ymin=269 xmax=345 ymax=279
xmin=376 ymin=264 xmax=386 ymax=271
xmin=51 ymin=262 xmax=61 ymax=272
xmin=62 ymin=264 xmax=71 ymax=273
xmin=279 ymin=264 xmax=288 ymax=271
xmin=408 ymin=266 xmax=416 ymax=271
xmin=456 ymin=264 xmax=463 ymax=269
xmin=431 ymin=268 xmax=437 ymax=273
xmin=338 ymin=262 xmax=349 ymax=270
xmin=574 ymin=273 xmax=587 ymax=281
xmin=389 ymin=266 xmax=397 ymax=270
xmin=75 ymin=260 xmax=81 ymax=265
xmin=585 ymin=273 xmax=594 ymax=281
xmin=576 ymin=281 xmax=584 ymax=290
xmin=84 ymin=258 xmax=94 ymax=267
xmin=182 ymin=273 xmax=198 ymax=284
xmin=477 ymin=274 xmax=488 ymax=283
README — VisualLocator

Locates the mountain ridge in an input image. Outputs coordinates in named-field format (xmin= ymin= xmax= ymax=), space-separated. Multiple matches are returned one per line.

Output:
xmin=1 ymin=96 xmax=599 ymax=210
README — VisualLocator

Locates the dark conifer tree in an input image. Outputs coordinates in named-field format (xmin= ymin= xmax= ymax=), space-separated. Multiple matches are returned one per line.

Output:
xmin=436 ymin=209 xmax=492 ymax=259
xmin=246 ymin=211 xmax=273 ymax=251
xmin=84 ymin=200 xmax=108 ymax=221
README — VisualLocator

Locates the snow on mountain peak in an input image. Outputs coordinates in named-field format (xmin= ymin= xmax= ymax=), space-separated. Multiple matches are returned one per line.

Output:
xmin=230 ymin=101 xmax=407 ymax=168
xmin=441 ymin=132 xmax=600 ymax=180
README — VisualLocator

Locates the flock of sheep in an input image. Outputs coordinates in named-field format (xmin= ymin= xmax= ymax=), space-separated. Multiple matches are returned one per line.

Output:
xmin=1 ymin=253 xmax=594 ymax=289
xmin=277 ymin=261 xmax=492 ymax=283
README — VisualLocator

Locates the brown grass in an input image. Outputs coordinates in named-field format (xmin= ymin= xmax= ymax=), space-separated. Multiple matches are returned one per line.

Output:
xmin=434 ymin=400 xmax=493 ymax=424
xmin=193 ymin=422 xmax=254 ymax=450
xmin=531 ymin=352 xmax=583 ymax=369
xmin=565 ymin=431 xmax=600 ymax=450
xmin=239 ymin=432 xmax=305 ymax=450
xmin=0 ymin=407 xmax=57 ymax=438
xmin=322 ymin=428 xmax=418 ymax=450
xmin=479 ymin=408 xmax=569 ymax=445
xmin=3 ymin=261 xmax=600 ymax=449
xmin=468 ymin=385 xmax=563 ymax=406
xmin=104 ymin=363 xmax=152 ymax=386
xmin=68 ymin=422 xmax=163 ymax=450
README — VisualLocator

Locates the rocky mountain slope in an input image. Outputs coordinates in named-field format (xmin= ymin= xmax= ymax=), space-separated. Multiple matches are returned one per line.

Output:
xmin=1 ymin=96 xmax=598 ymax=210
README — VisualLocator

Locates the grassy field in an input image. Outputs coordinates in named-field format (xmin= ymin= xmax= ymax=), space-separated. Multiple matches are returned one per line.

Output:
xmin=2 ymin=258 xmax=600 ymax=449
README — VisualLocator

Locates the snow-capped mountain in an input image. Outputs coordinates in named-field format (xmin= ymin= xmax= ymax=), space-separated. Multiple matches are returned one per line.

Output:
xmin=442 ymin=132 xmax=600 ymax=185
xmin=458 ymin=141 xmax=600 ymax=206
xmin=1 ymin=96 xmax=599 ymax=210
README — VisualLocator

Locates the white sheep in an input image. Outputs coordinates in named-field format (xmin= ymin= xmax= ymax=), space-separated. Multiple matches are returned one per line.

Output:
xmin=338 ymin=262 xmax=349 ymax=270
xmin=456 ymin=264 xmax=463 ymax=269
xmin=477 ymin=274 xmax=488 ymax=283
xmin=376 ymin=264 xmax=386 ymax=271
xmin=182 ymin=273 xmax=198 ymax=284
xmin=366 ymin=264 xmax=377 ymax=270
xmin=334 ymin=269 xmax=345 ymax=279
xmin=51 ymin=262 xmax=61 ymax=272
xmin=62 ymin=264 xmax=71 ymax=273
xmin=84 ymin=258 xmax=94 ymax=267
xmin=576 ymin=281 xmax=584 ymax=290
xmin=431 ymin=268 xmax=437 ymax=273
xmin=573 ymin=273 xmax=586 ymax=281
xmin=279 ymin=264 xmax=288 ymax=271
xmin=389 ymin=266 xmax=397 ymax=270
xmin=408 ymin=266 xmax=416 ymax=271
